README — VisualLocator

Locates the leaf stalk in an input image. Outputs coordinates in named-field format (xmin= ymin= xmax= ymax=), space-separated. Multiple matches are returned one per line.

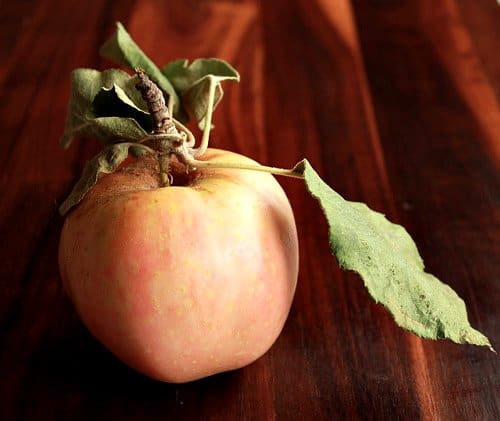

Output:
xmin=184 ymin=158 xmax=305 ymax=179
xmin=193 ymin=76 xmax=217 ymax=158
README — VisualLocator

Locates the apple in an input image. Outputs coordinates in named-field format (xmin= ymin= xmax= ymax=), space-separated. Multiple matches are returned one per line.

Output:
xmin=59 ymin=148 xmax=299 ymax=383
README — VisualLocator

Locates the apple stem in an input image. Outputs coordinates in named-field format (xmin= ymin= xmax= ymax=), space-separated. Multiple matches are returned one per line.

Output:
xmin=135 ymin=68 xmax=176 ymax=135
xmin=184 ymin=158 xmax=304 ymax=179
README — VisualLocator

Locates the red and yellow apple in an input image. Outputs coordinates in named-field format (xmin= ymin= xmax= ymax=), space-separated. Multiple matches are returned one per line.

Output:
xmin=59 ymin=148 xmax=299 ymax=383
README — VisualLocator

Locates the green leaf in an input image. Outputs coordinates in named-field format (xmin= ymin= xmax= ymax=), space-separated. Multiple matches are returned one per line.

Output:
xmin=162 ymin=58 xmax=240 ymax=129
xmin=90 ymin=117 xmax=148 ymax=143
xmin=298 ymin=160 xmax=494 ymax=350
xmin=59 ymin=143 xmax=152 ymax=216
xmin=60 ymin=68 xmax=149 ymax=148
xmin=93 ymin=84 xmax=153 ymax=133
xmin=99 ymin=22 xmax=180 ymax=115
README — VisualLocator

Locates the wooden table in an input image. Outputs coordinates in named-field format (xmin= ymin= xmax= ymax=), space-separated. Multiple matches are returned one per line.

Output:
xmin=1 ymin=0 xmax=498 ymax=419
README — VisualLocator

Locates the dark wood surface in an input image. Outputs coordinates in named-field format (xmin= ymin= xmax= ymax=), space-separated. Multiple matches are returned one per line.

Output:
xmin=0 ymin=0 xmax=498 ymax=419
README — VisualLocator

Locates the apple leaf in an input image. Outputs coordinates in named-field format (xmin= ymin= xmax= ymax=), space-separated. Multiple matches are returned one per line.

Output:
xmin=93 ymin=84 xmax=153 ymax=133
xmin=99 ymin=22 xmax=180 ymax=116
xmin=60 ymin=68 xmax=149 ymax=148
xmin=89 ymin=117 xmax=148 ymax=144
xmin=59 ymin=143 xmax=152 ymax=216
xmin=296 ymin=160 xmax=494 ymax=350
xmin=162 ymin=58 xmax=240 ymax=129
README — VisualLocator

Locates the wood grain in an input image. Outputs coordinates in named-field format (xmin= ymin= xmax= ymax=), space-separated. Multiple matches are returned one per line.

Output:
xmin=0 ymin=0 xmax=498 ymax=419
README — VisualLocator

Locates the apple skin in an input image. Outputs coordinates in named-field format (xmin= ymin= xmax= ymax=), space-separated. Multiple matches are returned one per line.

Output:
xmin=59 ymin=148 xmax=299 ymax=383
